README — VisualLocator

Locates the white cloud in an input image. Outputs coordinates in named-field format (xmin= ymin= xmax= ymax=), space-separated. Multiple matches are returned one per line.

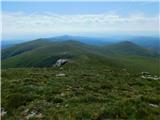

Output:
xmin=2 ymin=12 xmax=159 ymax=39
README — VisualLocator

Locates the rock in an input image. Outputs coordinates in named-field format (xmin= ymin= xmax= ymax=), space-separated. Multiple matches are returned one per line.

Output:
xmin=1 ymin=108 xmax=7 ymax=117
xmin=141 ymin=72 xmax=160 ymax=80
xmin=56 ymin=103 xmax=60 ymax=108
xmin=56 ymin=73 xmax=66 ymax=77
xmin=25 ymin=109 xmax=42 ymax=119
xmin=65 ymin=104 xmax=69 ymax=108
xmin=26 ymin=112 xmax=36 ymax=119
xmin=149 ymin=103 xmax=159 ymax=108
xmin=53 ymin=59 xmax=68 ymax=67
xmin=141 ymin=72 xmax=150 ymax=75
xmin=141 ymin=75 xmax=146 ymax=79
xmin=141 ymin=75 xmax=160 ymax=80
xmin=60 ymin=92 xmax=65 ymax=97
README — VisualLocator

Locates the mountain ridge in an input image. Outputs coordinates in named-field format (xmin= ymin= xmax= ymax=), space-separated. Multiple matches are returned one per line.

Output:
xmin=2 ymin=39 xmax=159 ymax=74
xmin=2 ymin=35 xmax=159 ymax=52
xmin=102 ymin=41 xmax=156 ymax=56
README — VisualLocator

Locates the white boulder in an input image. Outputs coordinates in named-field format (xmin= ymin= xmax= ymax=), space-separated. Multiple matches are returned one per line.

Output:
xmin=53 ymin=59 xmax=68 ymax=67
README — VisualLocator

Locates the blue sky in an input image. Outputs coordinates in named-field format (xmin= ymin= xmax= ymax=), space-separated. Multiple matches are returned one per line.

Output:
xmin=2 ymin=1 xmax=159 ymax=40
xmin=2 ymin=1 xmax=159 ymax=16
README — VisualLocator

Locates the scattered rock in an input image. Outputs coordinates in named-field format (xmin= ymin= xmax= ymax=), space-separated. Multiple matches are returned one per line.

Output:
xmin=64 ymin=104 xmax=69 ymax=108
xmin=26 ymin=112 xmax=35 ymax=119
xmin=1 ymin=108 xmax=7 ymax=117
xmin=141 ymin=76 xmax=146 ymax=79
xmin=141 ymin=75 xmax=160 ymax=80
xmin=56 ymin=103 xmax=60 ymax=108
xmin=60 ymin=92 xmax=65 ymax=97
xmin=149 ymin=103 xmax=159 ymax=108
xmin=53 ymin=59 xmax=68 ymax=67
xmin=141 ymin=72 xmax=150 ymax=76
xmin=56 ymin=73 xmax=66 ymax=77
xmin=141 ymin=72 xmax=160 ymax=80
xmin=65 ymin=85 xmax=72 ymax=91
xmin=25 ymin=109 xmax=42 ymax=119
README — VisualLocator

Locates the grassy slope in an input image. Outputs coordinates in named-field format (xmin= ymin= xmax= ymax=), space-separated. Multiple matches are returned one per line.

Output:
xmin=2 ymin=39 xmax=52 ymax=60
xmin=2 ymin=40 xmax=160 ymax=119
xmin=102 ymin=41 xmax=156 ymax=56
xmin=107 ymin=55 xmax=160 ymax=75
xmin=2 ymin=40 xmax=160 ymax=75
xmin=2 ymin=60 xmax=160 ymax=119
xmin=2 ymin=41 xmax=102 ymax=68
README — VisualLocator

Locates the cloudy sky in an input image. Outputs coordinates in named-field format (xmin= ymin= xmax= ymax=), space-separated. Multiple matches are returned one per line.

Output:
xmin=2 ymin=1 xmax=159 ymax=40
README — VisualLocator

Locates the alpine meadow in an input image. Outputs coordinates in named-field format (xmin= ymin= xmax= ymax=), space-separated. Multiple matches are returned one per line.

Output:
xmin=1 ymin=1 xmax=160 ymax=120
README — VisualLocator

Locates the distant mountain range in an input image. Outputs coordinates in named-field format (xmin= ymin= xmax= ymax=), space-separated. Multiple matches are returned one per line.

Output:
xmin=128 ymin=36 xmax=160 ymax=52
xmin=2 ymin=35 xmax=159 ymax=53
xmin=2 ymin=38 xmax=159 ymax=74
xmin=47 ymin=35 xmax=114 ymax=46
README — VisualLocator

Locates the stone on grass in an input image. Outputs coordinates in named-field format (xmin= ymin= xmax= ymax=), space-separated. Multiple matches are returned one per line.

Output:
xmin=25 ymin=110 xmax=42 ymax=119
xmin=141 ymin=71 xmax=160 ymax=80
xmin=65 ymin=104 xmax=69 ymax=108
xmin=56 ymin=73 xmax=66 ymax=77
xmin=141 ymin=75 xmax=160 ymax=80
xmin=141 ymin=72 xmax=150 ymax=75
xmin=60 ymin=92 xmax=65 ymax=97
xmin=149 ymin=103 xmax=159 ymax=108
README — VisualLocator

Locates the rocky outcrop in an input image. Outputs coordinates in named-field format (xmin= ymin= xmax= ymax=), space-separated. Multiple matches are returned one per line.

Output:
xmin=141 ymin=72 xmax=160 ymax=80
xmin=53 ymin=59 xmax=68 ymax=67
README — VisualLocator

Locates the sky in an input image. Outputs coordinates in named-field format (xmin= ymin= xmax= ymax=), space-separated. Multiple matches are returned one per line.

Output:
xmin=1 ymin=1 xmax=159 ymax=40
